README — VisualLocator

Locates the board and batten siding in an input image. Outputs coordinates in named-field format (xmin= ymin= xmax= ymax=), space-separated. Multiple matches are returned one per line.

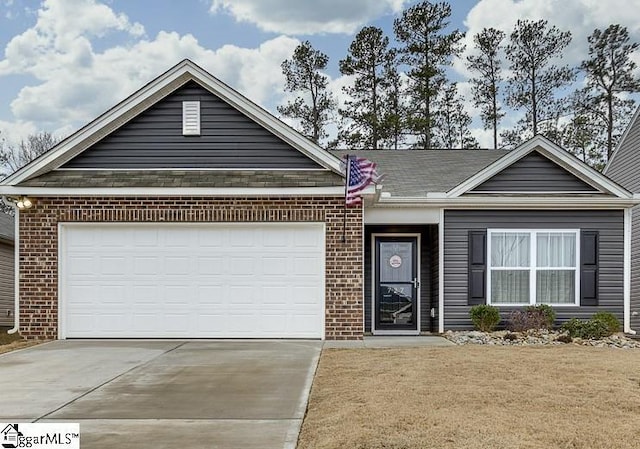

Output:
xmin=62 ymin=81 xmax=322 ymax=169
xmin=471 ymin=151 xmax=599 ymax=192
xmin=0 ymin=241 xmax=14 ymax=327
xmin=364 ymin=226 xmax=437 ymax=333
xmin=443 ymin=210 xmax=624 ymax=330
xmin=604 ymin=113 xmax=640 ymax=331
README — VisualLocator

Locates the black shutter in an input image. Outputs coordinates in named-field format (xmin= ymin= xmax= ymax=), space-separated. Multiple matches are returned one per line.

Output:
xmin=468 ymin=230 xmax=487 ymax=305
xmin=580 ymin=231 xmax=599 ymax=306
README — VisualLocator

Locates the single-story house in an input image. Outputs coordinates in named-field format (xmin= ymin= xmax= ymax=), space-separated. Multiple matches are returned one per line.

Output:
xmin=604 ymin=107 xmax=640 ymax=333
xmin=0 ymin=211 xmax=14 ymax=327
xmin=1 ymin=60 xmax=637 ymax=340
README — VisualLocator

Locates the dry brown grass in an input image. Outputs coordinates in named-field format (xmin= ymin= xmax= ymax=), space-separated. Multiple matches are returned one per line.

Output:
xmin=298 ymin=345 xmax=640 ymax=449
xmin=0 ymin=327 xmax=41 ymax=354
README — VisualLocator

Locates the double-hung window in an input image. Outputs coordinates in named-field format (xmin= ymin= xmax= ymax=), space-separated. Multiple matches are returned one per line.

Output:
xmin=488 ymin=229 xmax=579 ymax=306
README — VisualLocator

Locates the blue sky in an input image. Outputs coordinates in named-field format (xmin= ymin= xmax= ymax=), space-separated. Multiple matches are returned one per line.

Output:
xmin=1 ymin=0 xmax=639 ymax=148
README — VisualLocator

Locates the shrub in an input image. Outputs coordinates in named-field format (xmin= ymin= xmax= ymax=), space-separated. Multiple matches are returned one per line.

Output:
xmin=527 ymin=304 xmax=556 ymax=328
xmin=506 ymin=305 xmax=555 ymax=332
xmin=591 ymin=312 xmax=621 ymax=336
xmin=561 ymin=318 xmax=609 ymax=340
xmin=469 ymin=305 xmax=501 ymax=332
xmin=556 ymin=334 xmax=573 ymax=344
xmin=503 ymin=332 xmax=518 ymax=341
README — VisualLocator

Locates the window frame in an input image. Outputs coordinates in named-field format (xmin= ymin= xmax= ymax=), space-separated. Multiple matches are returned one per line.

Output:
xmin=486 ymin=229 xmax=580 ymax=307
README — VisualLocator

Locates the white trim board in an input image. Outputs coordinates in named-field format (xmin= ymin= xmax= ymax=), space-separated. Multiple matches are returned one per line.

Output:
xmin=1 ymin=60 xmax=344 ymax=186
xmin=438 ymin=208 xmax=444 ymax=333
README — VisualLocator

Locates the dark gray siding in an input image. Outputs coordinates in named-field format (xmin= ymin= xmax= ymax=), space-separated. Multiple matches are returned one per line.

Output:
xmin=62 ymin=81 xmax=322 ymax=169
xmin=471 ymin=151 xmax=599 ymax=192
xmin=605 ymin=112 xmax=640 ymax=330
xmin=364 ymin=225 xmax=437 ymax=333
xmin=605 ymin=110 xmax=640 ymax=192
xmin=0 ymin=241 xmax=14 ymax=327
xmin=444 ymin=210 xmax=624 ymax=330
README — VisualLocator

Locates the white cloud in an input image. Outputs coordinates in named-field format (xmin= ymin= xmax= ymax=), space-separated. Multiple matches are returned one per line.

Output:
xmin=210 ymin=0 xmax=407 ymax=34
xmin=0 ymin=120 xmax=37 ymax=147
xmin=0 ymin=0 xmax=299 ymax=144
xmin=459 ymin=0 xmax=640 ymax=74
xmin=455 ymin=0 xmax=640 ymax=146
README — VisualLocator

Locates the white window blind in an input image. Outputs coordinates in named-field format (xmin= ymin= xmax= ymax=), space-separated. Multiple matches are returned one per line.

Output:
xmin=182 ymin=101 xmax=201 ymax=135
xmin=487 ymin=229 xmax=579 ymax=306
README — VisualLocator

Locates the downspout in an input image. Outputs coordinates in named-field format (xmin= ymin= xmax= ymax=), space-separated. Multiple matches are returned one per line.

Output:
xmin=3 ymin=197 xmax=19 ymax=334
xmin=624 ymin=207 xmax=636 ymax=334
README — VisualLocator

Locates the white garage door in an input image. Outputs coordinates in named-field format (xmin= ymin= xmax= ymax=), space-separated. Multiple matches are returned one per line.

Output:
xmin=60 ymin=223 xmax=325 ymax=339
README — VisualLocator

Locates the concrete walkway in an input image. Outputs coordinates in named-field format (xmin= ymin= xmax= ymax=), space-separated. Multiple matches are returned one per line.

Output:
xmin=324 ymin=336 xmax=455 ymax=349
xmin=0 ymin=340 xmax=321 ymax=449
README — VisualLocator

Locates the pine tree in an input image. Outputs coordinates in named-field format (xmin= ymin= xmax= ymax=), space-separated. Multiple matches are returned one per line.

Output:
xmin=433 ymin=83 xmax=478 ymax=149
xmin=338 ymin=26 xmax=396 ymax=150
xmin=578 ymin=24 xmax=640 ymax=159
xmin=393 ymin=1 xmax=464 ymax=149
xmin=380 ymin=63 xmax=407 ymax=150
xmin=504 ymin=19 xmax=574 ymax=142
xmin=467 ymin=27 xmax=505 ymax=149
xmin=277 ymin=41 xmax=336 ymax=145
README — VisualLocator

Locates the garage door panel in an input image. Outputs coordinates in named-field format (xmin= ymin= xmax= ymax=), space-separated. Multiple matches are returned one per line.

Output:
xmin=61 ymin=224 xmax=324 ymax=338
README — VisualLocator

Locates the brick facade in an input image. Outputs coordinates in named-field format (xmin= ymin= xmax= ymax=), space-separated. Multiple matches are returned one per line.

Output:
xmin=18 ymin=196 xmax=363 ymax=340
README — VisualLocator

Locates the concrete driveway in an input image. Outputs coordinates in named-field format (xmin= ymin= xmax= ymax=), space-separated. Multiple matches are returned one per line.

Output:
xmin=0 ymin=340 xmax=322 ymax=449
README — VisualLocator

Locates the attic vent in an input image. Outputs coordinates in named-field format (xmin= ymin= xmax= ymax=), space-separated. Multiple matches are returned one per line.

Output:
xmin=182 ymin=101 xmax=201 ymax=135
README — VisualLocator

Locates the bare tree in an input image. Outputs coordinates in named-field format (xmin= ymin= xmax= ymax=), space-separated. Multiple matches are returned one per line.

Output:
xmin=0 ymin=131 xmax=60 ymax=179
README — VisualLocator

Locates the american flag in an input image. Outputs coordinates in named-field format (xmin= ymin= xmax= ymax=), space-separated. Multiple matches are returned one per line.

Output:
xmin=343 ymin=155 xmax=381 ymax=206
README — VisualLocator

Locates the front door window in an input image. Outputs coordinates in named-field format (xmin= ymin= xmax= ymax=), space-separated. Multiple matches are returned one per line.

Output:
xmin=375 ymin=237 xmax=418 ymax=331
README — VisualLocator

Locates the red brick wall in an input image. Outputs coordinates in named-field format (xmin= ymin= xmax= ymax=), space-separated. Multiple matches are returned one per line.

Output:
xmin=18 ymin=196 xmax=363 ymax=340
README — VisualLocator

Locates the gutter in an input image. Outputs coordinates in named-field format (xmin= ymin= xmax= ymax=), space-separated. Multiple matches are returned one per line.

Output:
xmin=372 ymin=194 xmax=640 ymax=209
xmin=2 ymin=197 xmax=19 ymax=335
xmin=624 ymin=208 xmax=636 ymax=334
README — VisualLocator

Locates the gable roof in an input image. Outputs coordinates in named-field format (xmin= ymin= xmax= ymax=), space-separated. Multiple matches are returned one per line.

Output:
xmin=59 ymin=80 xmax=323 ymax=170
xmin=1 ymin=60 xmax=343 ymax=186
xmin=470 ymin=150 xmax=599 ymax=193
xmin=448 ymin=135 xmax=631 ymax=198
xmin=333 ymin=149 xmax=507 ymax=197
xmin=603 ymin=105 xmax=640 ymax=191
xmin=0 ymin=211 xmax=14 ymax=242
xmin=336 ymin=135 xmax=635 ymax=207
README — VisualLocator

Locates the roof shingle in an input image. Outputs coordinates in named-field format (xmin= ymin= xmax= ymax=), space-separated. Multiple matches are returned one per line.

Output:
xmin=333 ymin=149 xmax=508 ymax=197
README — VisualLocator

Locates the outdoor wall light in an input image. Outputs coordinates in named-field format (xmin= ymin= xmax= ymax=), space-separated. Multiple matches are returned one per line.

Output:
xmin=6 ymin=196 xmax=33 ymax=209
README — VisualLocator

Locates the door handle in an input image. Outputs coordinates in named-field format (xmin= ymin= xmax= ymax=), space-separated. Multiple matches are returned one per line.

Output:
xmin=412 ymin=278 xmax=420 ymax=289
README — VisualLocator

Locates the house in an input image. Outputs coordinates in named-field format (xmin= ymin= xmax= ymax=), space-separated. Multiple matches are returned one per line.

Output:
xmin=604 ymin=107 xmax=640 ymax=334
xmin=0 ymin=211 xmax=14 ymax=328
xmin=1 ymin=424 xmax=21 ymax=446
xmin=0 ymin=59 xmax=636 ymax=340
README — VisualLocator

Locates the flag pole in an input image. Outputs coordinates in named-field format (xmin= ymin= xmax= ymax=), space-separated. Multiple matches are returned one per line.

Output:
xmin=343 ymin=154 xmax=350 ymax=244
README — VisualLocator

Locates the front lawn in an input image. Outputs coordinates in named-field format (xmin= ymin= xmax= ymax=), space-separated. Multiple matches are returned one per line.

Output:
xmin=0 ymin=327 xmax=38 ymax=354
xmin=298 ymin=345 xmax=640 ymax=449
